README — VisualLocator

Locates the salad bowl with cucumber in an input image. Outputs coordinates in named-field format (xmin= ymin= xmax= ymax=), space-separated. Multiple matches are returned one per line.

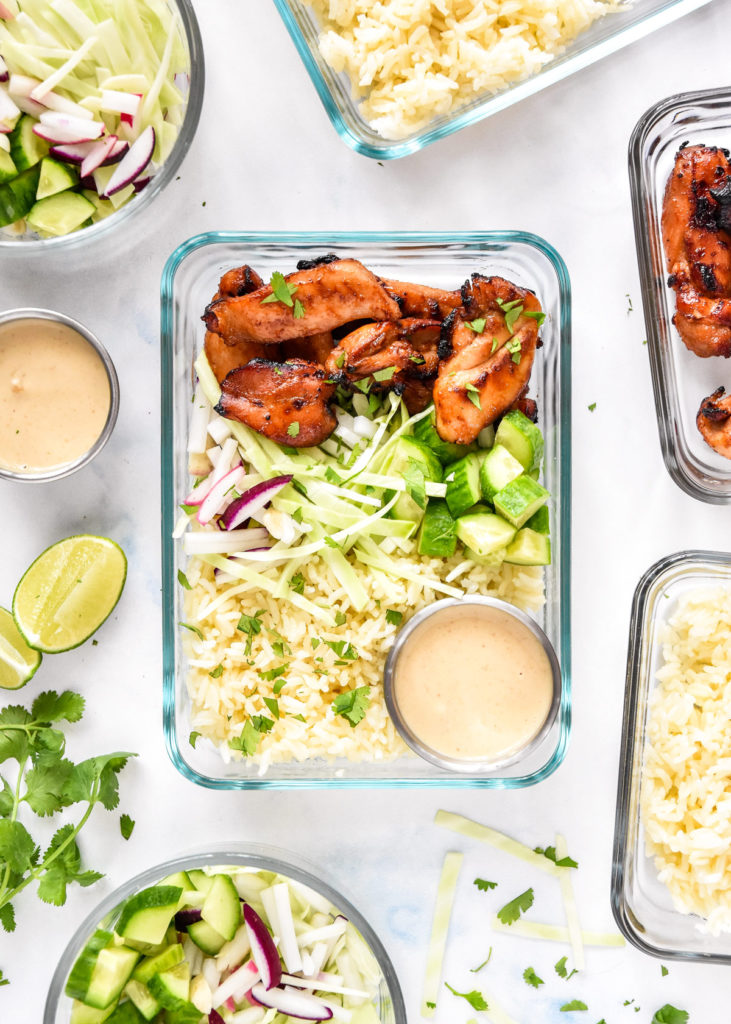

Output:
xmin=0 ymin=0 xmax=203 ymax=245
xmin=45 ymin=847 xmax=405 ymax=1024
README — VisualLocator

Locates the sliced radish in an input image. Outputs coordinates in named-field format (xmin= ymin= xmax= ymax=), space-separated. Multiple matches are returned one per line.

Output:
xmin=80 ymin=135 xmax=118 ymax=178
xmin=0 ymin=56 xmax=7 ymax=82
xmin=103 ymin=124 xmax=155 ymax=197
xmin=197 ymin=466 xmax=245 ymax=526
xmin=34 ymin=113 xmax=104 ymax=145
xmin=100 ymin=88 xmax=141 ymax=120
xmin=41 ymin=89 xmax=94 ymax=121
xmin=8 ymin=75 xmax=46 ymax=117
xmin=133 ymin=176 xmax=150 ymax=193
xmin=249 ymin=984 xmax=333 ymax=1021
xmin=102 ymin=138 xmax=128 ymax=165
xmin=0 ymin=84 xmax=19 ymax=131
xmin=220 ymin=476 xmax=293 ymax=531
xmin=0 ymin=1 xmax=18 ymax=20
xmin=244 ymin=904 xmax=282 ymax=991
xmin=49 ymin=140 xmax=97 ymax=164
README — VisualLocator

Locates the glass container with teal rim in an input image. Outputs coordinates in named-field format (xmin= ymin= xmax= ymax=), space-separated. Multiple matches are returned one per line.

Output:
xmin=161 ymin=232 xmax=571 ymax=789
xmin=272 ymin=0 xmax=712 ymax=160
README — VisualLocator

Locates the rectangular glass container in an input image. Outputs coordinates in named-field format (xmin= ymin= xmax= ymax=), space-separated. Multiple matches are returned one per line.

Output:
xmin=161 ymin=232 xmax=571 ymax=789
xmin=273 ymin=0 xmax=712 ymax=160
xmin=612 ymin=550 xmax=731 ymax=962
xmin=629 ymin=87 xmax=731 ymax=504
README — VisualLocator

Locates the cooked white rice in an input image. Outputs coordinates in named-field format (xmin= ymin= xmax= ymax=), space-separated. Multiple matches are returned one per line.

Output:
xmin=642 ymin=588 xmax=731 ymax=935
xmin=182 ymin=550 xmax=544 ymax=772
xmin=302 ymin=0 xmax=621 ymax=139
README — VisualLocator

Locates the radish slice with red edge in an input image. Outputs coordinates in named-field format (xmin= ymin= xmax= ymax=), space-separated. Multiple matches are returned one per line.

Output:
xmin=221 ymin=475 xmax=293 ymax=531
xmin=209 ymin=1012 xmax=225 ymax=1024
xmin=34 ymin=113 xmax=104 ymax=145
xmin=40 ymin=89 xmax=94 ymax=121
xmin=197 ymin=465 xmax=245 ymax=525
xmin=0 ymin=56 xmax=8 ymax=83
xmin=80 ymin=135 xmax=118 ymax=178
xmin=103 ymin=124 xmax=155 ymax=197
xmin=244 ymin=903 xmax=282 ymax=990
xmin=0 ymin=84 xmax=19 ymax=130
xmin=174 ymin=907 xmax=202 ymax=929
xmin=249 ymin=983 xmax=333 ymax=1020
xmin=102 ymin=138 xmax=129 ymax=165
xmin=49 ymin=140 xmax=96 ymax=164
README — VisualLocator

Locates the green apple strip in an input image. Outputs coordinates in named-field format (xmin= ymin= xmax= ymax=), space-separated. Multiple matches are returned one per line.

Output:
xmin=491 ymin=917 xmax=625 ymax=946
xmin=556 ymin=832 xmax=584 ymax=970
xmin=421 ymin=851 xmax=463 ymax=1018
xmin=434 ymin=810 xmax=563 ymax=878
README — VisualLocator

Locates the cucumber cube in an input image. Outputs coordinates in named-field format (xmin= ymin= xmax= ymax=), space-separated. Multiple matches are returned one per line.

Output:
xmin=37 ymin=156 xmax=78 ymax=200
xmin=186 ymin=869 xmax=214 ymax=894
xmin=106 ymin=1001 xmax=145 ymax=1023
xmin=70 ymin=1002 xmax=116 ymax=1024
xmin=131 ymin=943 xmax=184 ymax=985
xmin=417 ymin=499 xmax=457 ymax=558
xmin=0 ymin=165 xmax=40 ymax=227
xmin=66 ymin=929 xmax=114 ymax=1002
xmin=124 ymin=979 xmax=160 ymax=1021
xmin=464 ymin=545 xmax=508 ymax=567
xmin=0 ymin=149 xmax=17 ymax=185
xmin=200 ymin=872 xmax=242 ymax=941
xmin=504 ymin=528 xmax=551 ymax=566
xmin=85 ymin=946 xmax=140 ymax=1010
xmin=27 ymin=191 xmax=96 ymax=237
xmin=116 ymin=885 xmax=182 ymax=947
xmin=186 ymin=918 xmax=227 ymax=955
xmin=525 ymin=505 xmax=549 ymax=535
xmin=456 ymin=512 xmax=516 ymax=557
xmin=493 ymin=476 xmax=549 ymax=529
xmin=479 ymin=444 xmax=524 ymax=501
xmin=413 ymin=407 xmax=478 ymax=465
xmin=495 ymin=410 xmax=544 ymax=472
xmin=9 ymin=114 xmax=49 ymax=172
xmin=445 ymin=453 xmax=482 ymax=517
xmin=147 ymin=962 xmax=191 ymax=1011
xmin=386 ymin=435 xmax=442 ymax=524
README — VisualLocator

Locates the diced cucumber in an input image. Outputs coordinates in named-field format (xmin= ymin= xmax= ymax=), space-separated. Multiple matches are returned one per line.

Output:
xmin=0 ymin=149 xmax=17 ymax=185
xmin=494 ymin=410 xmax=544 ymax=472
xmin=493 ymin=476 xmax=549 ymax=529
xmin=417 ymin=499 xmax=457 ymax=558
xmin=463 ymin=545 xmax=508 ymax=567
xmin=106 ymin=1001 xmax=145 ymax=1023
xmin=160 ymin=871 xmax=193 ymax=890
xmin=476 ymin=424 xmax=495 ymax=449
xmin=37 ymin=156 xmax=79 ymax=200
xmin=85 ymin=946 xmax=140 ymax=1010
xmin=27 ymin=191 xmax=96 ymax=237
xmin=148 ymin=962 xmax=192 ymax=1012
xmin=70 ymin=1002 xmax=116 ymax=1024
xmin=187 ymin=869 xmax=214 ymax=894
xmin=504 ymin=528 xmax=551 ymax=566
xmin=66 ymin=929 xmax=114 ymax=1002
xmin=200 ymin=872 xmax=242 ymax=941
xmin=525 ymin=504 xmax=549 ymax=534
xmin=116 ymin=886 xmax=182 ymax=947
xmin=9 ymin=114 xmax=49 ymax=172
xmin=124 ymin=980 xmax=160 ymax=1021
xmin=384 ymin=435 xmax=442 ymax=524
xmin=413 ymin=407 xmax=478 ymax=465
xmin=445 ymin=453 xmax=482 ymax=518
xmin=479 ymin=444 xmax=524 ymax=501
xmin=187 ymin=918 xmax=227 ymax=955
xmin=131 ymin=943 xmax=184 ymax=985
xmin=0 ymin=165 xmax=40 ymax=227
xmin=165 ymin=1005 xmax=205 ymax=1024
xmin=456 ymin=512 xmax=516 ymax=557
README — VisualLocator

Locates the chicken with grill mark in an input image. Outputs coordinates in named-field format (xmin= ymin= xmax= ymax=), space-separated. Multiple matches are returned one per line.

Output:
xmin=383 ymin=279 xmax=464 ymax=320
xmin=325 ymin=318 xmax=440 ymax=387
xmin=697 ymin=386 xmax=731 ymax=459
xmin=215 ymin=359 xmax=337 ymax=448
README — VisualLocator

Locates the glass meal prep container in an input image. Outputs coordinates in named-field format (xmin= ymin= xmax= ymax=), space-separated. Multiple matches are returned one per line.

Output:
xmin=272 ymin=0 xmax=712 ymax=160
xmin=612 ymin=549 xmax=731 ymax=962
xmin=161 ymin=231 xmax=571 ymax=790
xmin=630 ymin=87 xmax=731 ymax=504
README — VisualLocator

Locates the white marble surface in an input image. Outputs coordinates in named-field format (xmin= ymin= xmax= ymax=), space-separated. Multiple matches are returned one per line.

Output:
xmin=2 ymin=1 xmax=731 ymax=1020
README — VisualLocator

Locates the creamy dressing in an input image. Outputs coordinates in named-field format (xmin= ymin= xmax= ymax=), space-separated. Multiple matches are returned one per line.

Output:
xmin=394 ymin=604 xmax=554 ymax=762
xmin=0 ymin=317 xmax=110 ymax=473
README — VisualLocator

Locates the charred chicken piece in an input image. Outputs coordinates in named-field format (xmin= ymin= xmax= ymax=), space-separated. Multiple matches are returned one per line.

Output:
xmin=434 ymin=275 xmax=542 ymax=444
xmin=281 ymin=332 xmax=334 ymax=365
xmin=697 ymin=386 xmax=731 ymax=459
xmin=203 ymin=259 xmax=401 ymax=346
xmin=662 ymin=145 xmax=731 ymax=357
xmin=326 ymin=318 xmax=440 ymax=387
xmin=383 ymin=279 xmax=464 ymax=320
xmin=204 ymin=331 xmax=277 ymax=384
xmin=215 ymin=359 xmax=337 ymax=448
xmin=218 ymin=264 xmax=265 ymax=298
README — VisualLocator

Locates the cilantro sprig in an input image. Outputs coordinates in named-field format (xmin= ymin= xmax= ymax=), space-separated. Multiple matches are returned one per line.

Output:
xmin=0 ymin=691 xmax=135 ymax=983
xmin=445 ymin=984 xmax=488 ymax=1011
xmin=332 ymin=686 xmax=370 ymax=727
xmin=496 ymin=887 xmax=534 ymax=925
xmin=261 ymin=271 xmax=305 ymax=318
xmin=652 ymin=1006 xmax=688 ymax=1024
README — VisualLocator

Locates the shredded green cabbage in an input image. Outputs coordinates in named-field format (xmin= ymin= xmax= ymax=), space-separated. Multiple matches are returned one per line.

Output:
xmin=422 ymin=851 xmax=463 ymax=1018
xmin=490 ymin=917 xmax=625 ymax=946
xmin=434 ymin=810 xmax=563 ymax=878
xmin=556 ymin=832 xmax=585 ymax=970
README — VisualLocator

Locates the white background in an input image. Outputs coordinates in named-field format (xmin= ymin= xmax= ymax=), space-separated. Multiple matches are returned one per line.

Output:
xmin=2 ymin=1 xmax=731 ymax=1021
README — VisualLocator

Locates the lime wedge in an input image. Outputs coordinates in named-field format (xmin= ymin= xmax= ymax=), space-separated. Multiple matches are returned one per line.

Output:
xmin=0 ymin=606 xmax=42 ymax=689
xmin=13 ymin=535 xmax=127 ymax=653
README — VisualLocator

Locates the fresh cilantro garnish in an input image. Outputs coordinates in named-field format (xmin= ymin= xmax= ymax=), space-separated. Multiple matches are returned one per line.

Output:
xmin=289 ymin=573 xmax=306 ymax=595
xmin=626 ymin=293 xmax=633 ymax=314
xmin=177 ymin=569 xmax=192 ymax=590
xmin=311 ymin=637 xmax=321 ymax=650
xmin=287 ymin=421 xmax=300 ymax=438
xmin=661 ymin=966 xmax=669 ymax=977
xmin=385 ymin=609 xmax=403 ymax=626
xmin=523 ymin=967 xmax=544 ymax=988
xmin=335 ymin=611 xmax=347 ymax=626
xmin=209 ymin=664 xmax=224 ymax=679
xmin=179 ymin=622 xmax=204 ymax=640
xmin=470 ymin=948 xmax=492 ymax=972
xmin=535 ymin=845 xmax=578 ymax=869
xmin=271 ymin=638 xmax=292 ymax=658
xmin=189 ymin=731 xmax=201 ymax=748
xmin=474 ymin=878 xmax=497 ymax=891
xmin=179 ymin=503 xmax=198 ymax=515
xmin=325 ymin=640 xmax=358 ymax=661
xmin=273 ymin=678 xmax=287 ymax=695
xmin=120 ymin=814 xmax=135 ymax=841
xmin=293 ymin=299 xmax=306 ymax=319
xmin=292 ymin=713 xmax=306 ymax=722
xmin=0 ymin=691 xmax=135 ymax=980
xmin=560 ymin=1001 xmax=588 ymax=1012
xmin=465 ymin=382 xmax=482 ymax=409
xmin=466 ymin=318 xmax=486 ymax=334
xmin=335 ymin=351 xmax=346 ymax=369
xmin=229 ymin=717 xmax=270 ymax=756
xmin=524 ymin=309 xmax=546 ymax=326
xmin=403 ymin=457 xmax=427 ymax=511
xmin=490 ymin=337 xmax=499 ymax=354
xmin=555 ymin=956 xmax=578 ymax=980
xmin=372 ymin=366 xmax=397 ymax=382
xmin=259 ymin=665 xmax=287 ymax=682
xmin=325 ymin=466 xmax=342 ymax=486
xmin=652 ymin=1006 xmax=688 ymax=1024
xmin=409 ymin=354 xmax=425 ymax=364
xmin=237 ymin=609 xmax=265 ymax=655
xmin=368 ymin=391 xmax=382 ymax=414
xmin=263 ymin=697 xmax=280 ymax=720
xmin=292 ymin=480 xmax=308 ymax=500
xmin=332 ymin=686 xmax=370 ymax=727
xmin=425 ymin=1002 xmax=435 ymax=1010
xmin=0 ymin=970 xmax=8 ymax=987
xmin=261 ymin=271 xmax=298 ymax=309
xmin=445 ymin=984 xmax=488 ymax=1011
xmin=324 ymin=536 xmax=340 ymax=549
xmin=496 ymin=888 xmax=534 ymax=925
xmin=588 ymin=402 xmax=596 ymax=412
xmin=506 ymin=337 xmax=522 ymax=363
xmin=353 ymin=378 xmax=371 ymax=394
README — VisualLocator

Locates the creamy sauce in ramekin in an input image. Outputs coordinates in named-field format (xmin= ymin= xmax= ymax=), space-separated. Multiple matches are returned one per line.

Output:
xmin=394 ymin=604 xmax=554 ymax=761
xmin=0 ymin=317 xmax=110 ymax=474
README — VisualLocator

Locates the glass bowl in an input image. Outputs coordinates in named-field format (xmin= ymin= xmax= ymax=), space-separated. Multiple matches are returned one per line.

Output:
xmin=611 ymin=549 xmax=731 ymax=962
xmin=629 ymin=87 xmax=731 ymax=504
xmin=0 ymin=0 xmax=204 ymax=252
xmin=160 ymin=231 xmax=572 ymax=789
xmin=273 ymin=0 xmax=712 ymax=159
xmin=43 ymin=843 xmax=406 ymax=1024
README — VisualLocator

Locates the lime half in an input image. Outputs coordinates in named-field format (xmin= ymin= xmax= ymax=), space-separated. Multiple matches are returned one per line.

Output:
xmin=13 ymin=535 xmax=127 ymax=653
xmin=0 ymin=606 xmax=42 ymax=689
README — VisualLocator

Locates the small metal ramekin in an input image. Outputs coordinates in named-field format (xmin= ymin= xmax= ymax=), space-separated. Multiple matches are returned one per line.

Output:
xmin=0 ymin=308 xmax=120 ymax=483
xmin=384 ymin=595 xmax=561 ymax=774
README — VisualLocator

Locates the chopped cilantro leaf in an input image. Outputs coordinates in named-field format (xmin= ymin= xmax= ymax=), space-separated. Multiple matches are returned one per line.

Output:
xmin=189 ymin=731 xmax=201 ymax=748
xmin=560 ymin=1001 xmax=588 ymax=1012
xmin=289 ymin=573 xmax=306 ymax=595
xmin=332 ymin=686 xmax=370 ymax=727
xmin=490 ymin=337 xmax=499 ymax=354
xmin=237 ymin=609 xmax=265 ymax=655
xmin=272 ymin=639 xmax=292 ymax=658
xmin=403 ymin=457 xmax=427 ymax=511
xmin=334 ymin=611 xmax=347 ymax=626
xmin=353 ymin=377 xmax=371 ymax=394
xmin=325 ymin=639 xmax=358 ymax=660
xmin=287 ymin=421 xmax=300 ymax=438
xmin=120 ymin=814 xmax=135 ymax=841
xmin=523 ymin=967 xmax=543 ymax=988
xmin=465 ymin=382 xmax=482 ymax=409
xmin=555 ymin=957 xmax=578 ymax=980
xmin=261 ymin=271 xmax=297 ymax=308
xmin=497 ymin=888 xmax=534 ymax=925
xmin=179 ymin=622 xmax=204 ymax=640
xmin=524 ymin=309 xmax=546 ymax=326
xmin=293 ymin=298 xmax=306 ymax=319
xmin=466 ymin=318 xmax=486 ymax=334
xmin=293 ymin=713 xmax=306 ymax=722
xmin=445 ymin=984 xmax=488 ymax=1012
xmin=177 ymin=569 xmax=192 ymax=590
xmin=263 ymin=697 xmax=280 ymax=719
xmin=425 ymin=1002 xmax=435 ymax=1010
xmin=335 ymin=351 xmax=346 ymax=369
xmin=209 ymin=664 xmax=224 ymax=678
xmin=474 ymin=878 xmax=497 ymax=891
xmin=588 ymin=402 xmax=597 ymax=412
xmin=536 ymin=845 xmax=578 ymax=869
xmin=259 ymin=665 xmax=287 ymax=682
xmin=324 ymin=536 xmax=340 ymax=549
xmin=652 ymin=1007 xmax=688 ymax=1024
xmin=409 ymin=354 xmax=425 ymax=364
xmin=273 ymin=678 xmax=287 ymax=695
xmin=292 ymin=506 xmax=304 ymax=523
xmin=661 ymin=966 xmax=669 ymax=977
xmin=385 ymin=609 xmax=403 ymax=626
xmin=506 ymin=337 xmax=522 ymax=363
xmin=325 ymin=466 xmax=342 ymax=486
xmin=372 ymin=366 xmax=397 ymax=382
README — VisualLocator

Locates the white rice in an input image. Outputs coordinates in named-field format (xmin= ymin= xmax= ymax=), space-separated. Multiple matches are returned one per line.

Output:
xmin=302 ymin=0 xmax=622 ymax=139
xmin=182 ymin=551 xmax=544 ymax=771
xmin=642 ymin=587 xmax=731 ymax=935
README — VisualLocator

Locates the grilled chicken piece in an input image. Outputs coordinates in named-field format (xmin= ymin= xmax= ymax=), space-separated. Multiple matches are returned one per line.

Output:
xmin=383 ymin=279 xmax=463 ymax=320
xmin=509 ymin=391 xmax=538 ymax=422
xmin=204 ymin=331 xmax=277 ymax=384
xmin=216 ymin=359 xmax=337 ymax=447
xmin=663 ymin=145 xmax=731 ymax=357
xmin=326 ymin=318 xmax=440 ymax=387
xmin=434 ymin=275 xmax=542 ymax=444
xmin=281 ymin=332 xmax=334 ymax=364
xmin=697 ymin=386 xmax=731 ymax=459
xmin=203 ymin=259 xmax=401 ymax=345
xmin=218 ymin=264 xmax=264 ymax=298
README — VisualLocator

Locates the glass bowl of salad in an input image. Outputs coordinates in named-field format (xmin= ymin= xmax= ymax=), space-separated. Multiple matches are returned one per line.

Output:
xmin=44 ymin=844 xmax=406 ymax=1024
xmin=0 ymin=0 xmax=204 ymax=250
